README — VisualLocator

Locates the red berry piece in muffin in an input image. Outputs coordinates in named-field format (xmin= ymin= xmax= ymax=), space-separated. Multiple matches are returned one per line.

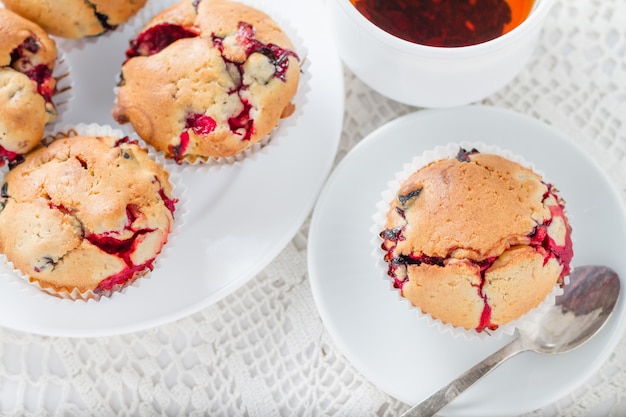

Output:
xmin=126 ymin=23 xmax=199 ymax=58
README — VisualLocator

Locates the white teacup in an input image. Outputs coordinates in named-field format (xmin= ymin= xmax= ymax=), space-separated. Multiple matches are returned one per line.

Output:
xmin=328 ymin=0 xmax=554 ymax=108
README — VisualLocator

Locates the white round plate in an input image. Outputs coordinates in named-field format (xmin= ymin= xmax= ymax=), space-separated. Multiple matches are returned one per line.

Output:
xmin=0 ymin=0 xmax=344 ymax=337
xmin=308 ymin=105 xmax=626 ymax=417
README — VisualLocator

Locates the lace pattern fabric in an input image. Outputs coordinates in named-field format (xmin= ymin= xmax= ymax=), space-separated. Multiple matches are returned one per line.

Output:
xmin=1 ymin=0 xmax=625 ymax=415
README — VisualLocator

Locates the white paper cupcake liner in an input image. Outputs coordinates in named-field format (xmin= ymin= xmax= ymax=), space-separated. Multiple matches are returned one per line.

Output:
xmin=370 ymin=141 xmax=574 ymax=340
xmin=44 ymin=50 xmax=74 ymax=129
xmin=0 ymin=123 xmax=188 ymax=303
xmin=112 ymin=0 xmax=310 ymax=171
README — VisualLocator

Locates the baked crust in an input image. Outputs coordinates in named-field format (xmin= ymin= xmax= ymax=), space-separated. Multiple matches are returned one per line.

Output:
xmin=0 ymin=9 xmax=57 ymax=163
xmin=0 ymin=69 xmax=48 ymax=155
xmin=0 ymin=9 xmax=57 ymax=67
xmin=385 ymin=153 xmax=550 ymax=260
xmin=113 ymin=0 xmax=301 ymax=162
xmin=1 ymin=0 xmax=147 ymax=39
xmin=0 ymin=135 xmax=176 ymax=297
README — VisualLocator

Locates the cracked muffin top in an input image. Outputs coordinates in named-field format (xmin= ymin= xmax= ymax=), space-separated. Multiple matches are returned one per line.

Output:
xmin=0 ymin=8 xmax=58 ymax=167
xmin=1 ymin=0 xmax=147 ymax=39
xmin=112 ymin=0 xmax=301 ymax=163
xmin=0 ymin=135 xmax=177 ymax=299
xmin=380 ymin=148 xmax=573 ymax=332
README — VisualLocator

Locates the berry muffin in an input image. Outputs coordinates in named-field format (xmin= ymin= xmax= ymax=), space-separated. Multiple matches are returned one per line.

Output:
xmin=0 ymin=134 xmax=178 ymax=299
xmin=112 ymin=0 xmax=301 ymax=163
xmin=379 ymin=147 xmax=573 ymax=333
xmin=0 ymin=8 xmax=58 ymax=167
xmin=1 ymin=0 xmax=148 ymax=39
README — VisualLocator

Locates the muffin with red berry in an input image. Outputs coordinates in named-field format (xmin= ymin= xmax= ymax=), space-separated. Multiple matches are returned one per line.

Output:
xmin=0 ymin=133 xmax=178 ymax=300
xmin=1 ymin=0 xmax=147 ymax=39
xmin=377 ymin=145 xmax=573 ymax=335
xmin=112 ymin=0 xmax=301 ymax=163
xmin=0 ymin=8 xmax=58 ymax=167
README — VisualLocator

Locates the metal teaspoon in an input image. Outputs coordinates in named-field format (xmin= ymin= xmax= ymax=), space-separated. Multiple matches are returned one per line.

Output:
xmin=400 ymin=265 xmax=621 ymax=417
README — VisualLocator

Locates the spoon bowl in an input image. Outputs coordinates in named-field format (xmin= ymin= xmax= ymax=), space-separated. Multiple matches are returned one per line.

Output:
xmin=519 ymin=265 xmax=620 ymax=354
xmin=401 ymin=265 xmax=621 ymax=417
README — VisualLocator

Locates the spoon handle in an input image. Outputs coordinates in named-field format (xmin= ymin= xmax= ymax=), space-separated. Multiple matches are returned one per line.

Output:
xmin=400 ymin=337 xmax=528 ymax=417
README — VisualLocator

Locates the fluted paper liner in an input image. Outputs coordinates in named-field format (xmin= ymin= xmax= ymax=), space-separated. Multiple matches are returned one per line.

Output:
xmin=45 ymin=50 xmax=73 ymax=128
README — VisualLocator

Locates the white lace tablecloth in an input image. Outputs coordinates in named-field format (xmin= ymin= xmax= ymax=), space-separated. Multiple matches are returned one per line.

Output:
xmin=1 ymin=0 xmax=625 ymax=415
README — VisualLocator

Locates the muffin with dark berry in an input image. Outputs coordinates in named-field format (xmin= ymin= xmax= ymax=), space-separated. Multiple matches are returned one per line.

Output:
xmin=1 ymin=0 xmax=147 ymax=39
xmin=0 ymin=8 xmax=58 ymax=167
xmin=112 ymin=0 xmax=301 ymax=163
xmin=378 ymin=147 xmax=573 ymax=334
xmin=0 ymin=134 xmax=178 ymax=299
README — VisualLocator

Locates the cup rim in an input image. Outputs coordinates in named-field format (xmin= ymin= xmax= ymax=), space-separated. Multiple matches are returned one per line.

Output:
xmin=336 ymin=0 xmax=554 ymax=58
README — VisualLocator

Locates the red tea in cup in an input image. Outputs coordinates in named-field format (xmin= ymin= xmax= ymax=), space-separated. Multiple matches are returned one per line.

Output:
xmin=349 ymin=0 xmax=534 ymax=47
